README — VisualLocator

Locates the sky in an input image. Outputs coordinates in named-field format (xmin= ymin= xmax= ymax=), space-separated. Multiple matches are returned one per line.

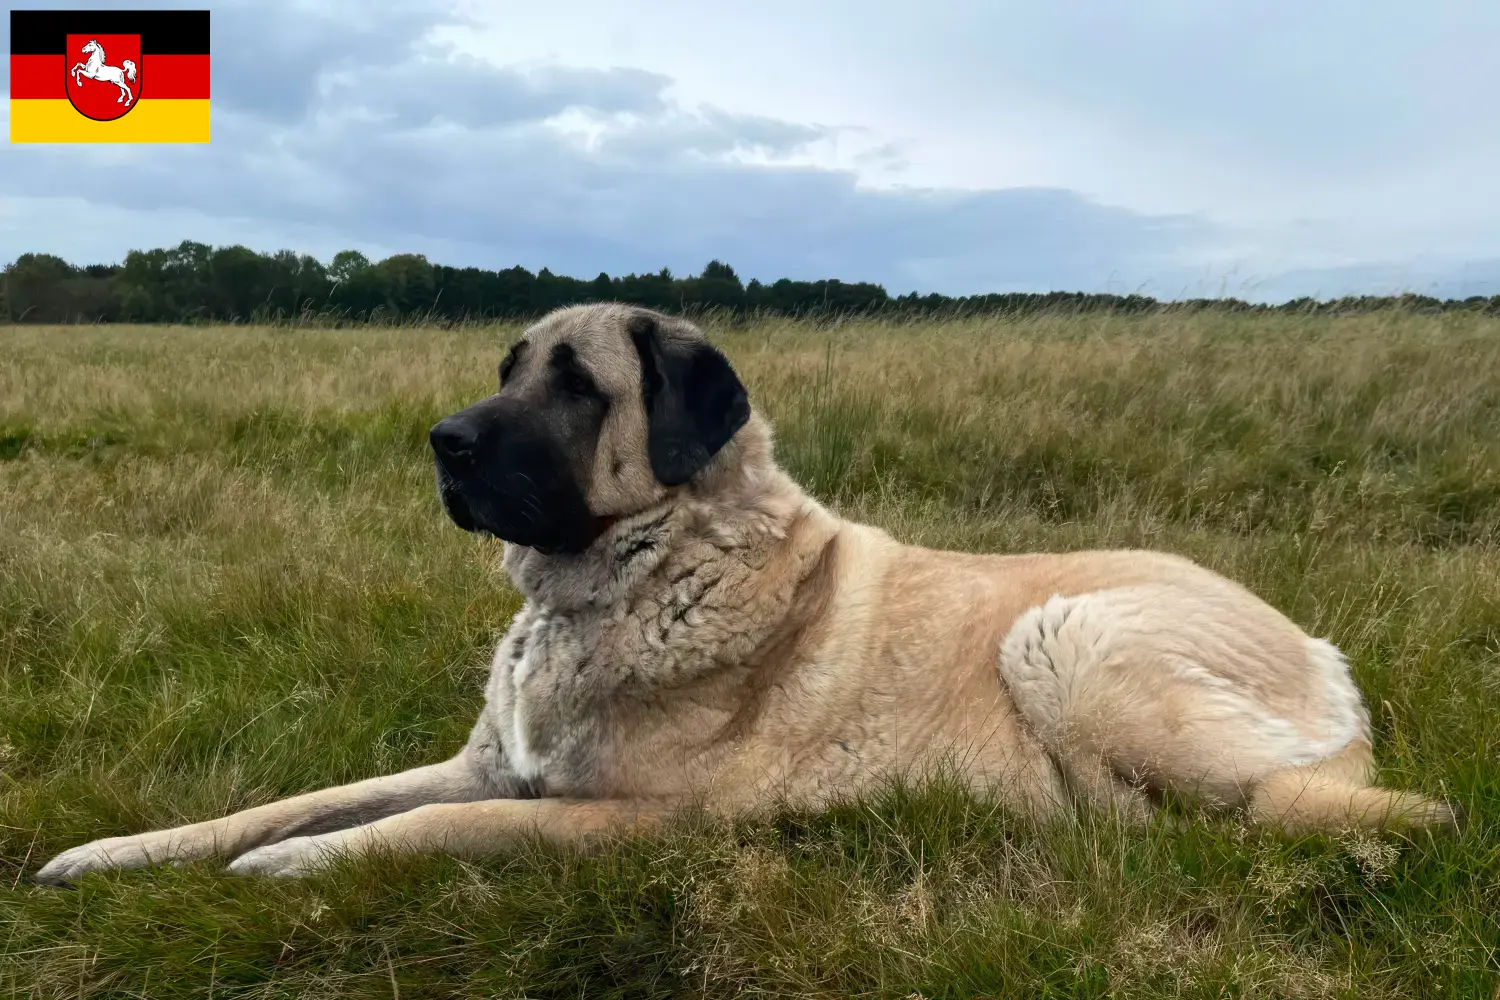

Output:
xmin=3 ymin=0 xmax=1498 ymax=302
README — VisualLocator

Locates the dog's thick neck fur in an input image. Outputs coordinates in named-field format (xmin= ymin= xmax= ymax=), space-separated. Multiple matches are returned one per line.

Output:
xmin=501 ymin=411 xmax=828 ymax=614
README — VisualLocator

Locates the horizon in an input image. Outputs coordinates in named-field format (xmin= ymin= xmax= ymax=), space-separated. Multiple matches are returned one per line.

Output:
xmin=11 ymin=239 xmax=1500 ymax=309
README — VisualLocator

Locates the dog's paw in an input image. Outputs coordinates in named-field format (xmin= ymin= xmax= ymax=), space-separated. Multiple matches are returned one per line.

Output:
xmin=227 ymin=833 xmax=353 ymax=879
xmin=33 ymin=836 xmax=161 ymax=885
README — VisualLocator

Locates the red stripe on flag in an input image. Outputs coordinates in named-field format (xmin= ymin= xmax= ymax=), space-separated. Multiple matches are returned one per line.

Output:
xmin=9 ymin=55 xmax=59 ymax=99
xmin=144 ymin=55 xmax=211 ymax=98
xmin=8 ymin=54 xmax=210 ymax=101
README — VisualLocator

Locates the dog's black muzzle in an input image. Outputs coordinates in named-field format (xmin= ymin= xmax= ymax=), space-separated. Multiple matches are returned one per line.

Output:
xmin=429 ymin=399 xmax=603 ymax=554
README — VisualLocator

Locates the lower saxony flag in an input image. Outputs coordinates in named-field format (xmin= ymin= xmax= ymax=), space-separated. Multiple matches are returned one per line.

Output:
xmin=9 ymin=9 xmax=210 ymax=143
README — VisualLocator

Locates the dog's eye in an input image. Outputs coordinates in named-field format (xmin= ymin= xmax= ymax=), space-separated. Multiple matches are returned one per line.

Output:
xmin=563 ymin=371 xmax=593 ymax=396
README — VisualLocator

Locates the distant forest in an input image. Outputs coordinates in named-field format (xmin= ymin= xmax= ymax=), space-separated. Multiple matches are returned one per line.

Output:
xmin=4 ymin=241 xmax=1499 ymax=324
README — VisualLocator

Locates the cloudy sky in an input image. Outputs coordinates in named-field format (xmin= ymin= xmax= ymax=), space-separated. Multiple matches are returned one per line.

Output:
xmin=3 ymin=0 xmax=1498 ymax=301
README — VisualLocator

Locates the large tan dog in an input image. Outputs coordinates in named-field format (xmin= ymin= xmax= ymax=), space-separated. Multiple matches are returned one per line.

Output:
xmin=35 ymin=304 xmax=1457 ymax=883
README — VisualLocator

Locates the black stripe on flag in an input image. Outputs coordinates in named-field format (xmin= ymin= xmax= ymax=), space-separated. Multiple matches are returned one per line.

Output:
xmin=9 ymin=9 xmax=210 ymax=55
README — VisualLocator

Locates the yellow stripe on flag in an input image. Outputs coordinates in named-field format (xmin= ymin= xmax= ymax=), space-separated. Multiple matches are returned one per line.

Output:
xmin=9 ymin=99 xmax=210 ymax=144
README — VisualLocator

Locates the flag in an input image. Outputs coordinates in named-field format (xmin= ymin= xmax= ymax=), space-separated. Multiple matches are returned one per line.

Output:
xmin=10 ymin=9 xmax=210 ymax=143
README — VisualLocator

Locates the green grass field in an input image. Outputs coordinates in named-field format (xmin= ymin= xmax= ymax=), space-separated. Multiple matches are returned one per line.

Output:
xmin=2 ymin=311 xmax=1498 ymax=998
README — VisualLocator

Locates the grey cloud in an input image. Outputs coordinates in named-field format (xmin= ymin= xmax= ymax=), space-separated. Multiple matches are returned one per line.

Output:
xmin=0 ymin=0 xmax=1223 ymax=296
xmin=318 ymin=55 xmax=672 ymax=128
xmin=1 ymin=103 xmax=1215 ymax=295
xmin=691 ymin=108 xmax=830 ymax=156
xmin=594 ymin=107 xmax=832 ymax=161
xmin=216 ymin=1 xmax=673 ymax=129
xmin=211 ymin=0 xmax=474 ymax=122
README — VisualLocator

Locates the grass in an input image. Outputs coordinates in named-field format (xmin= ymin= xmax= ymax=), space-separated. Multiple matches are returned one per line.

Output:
xmin=1 ymin=310 xmax=1498 ymax=998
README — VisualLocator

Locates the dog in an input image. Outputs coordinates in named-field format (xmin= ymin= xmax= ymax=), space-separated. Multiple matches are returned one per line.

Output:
xmin=34 ymin=303 xmax=1457 ymax=883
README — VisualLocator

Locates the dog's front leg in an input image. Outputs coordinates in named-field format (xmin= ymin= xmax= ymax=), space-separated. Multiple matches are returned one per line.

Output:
xmin=227 ymin=797 xmax=680 ymax=878
xmin=32 ymin=754 xmax=492 ymax=884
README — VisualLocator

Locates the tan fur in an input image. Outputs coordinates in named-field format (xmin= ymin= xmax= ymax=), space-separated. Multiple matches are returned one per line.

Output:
xmin=34 ymin=304 xmax=1457 ymax=883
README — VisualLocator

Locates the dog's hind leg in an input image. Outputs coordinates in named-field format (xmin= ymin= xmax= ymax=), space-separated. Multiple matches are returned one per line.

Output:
xmin=1058 ymin=752 xmax=1157 ymax=826
xmin=999 ymin=588 xmax=1460 ymax=835
xmin=998 ymin=594 xmax=1158 ymax=824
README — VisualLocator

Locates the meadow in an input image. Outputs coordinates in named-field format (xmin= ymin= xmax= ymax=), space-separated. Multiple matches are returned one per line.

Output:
xmin=1 ymin=310 xmax=1498 ymax=998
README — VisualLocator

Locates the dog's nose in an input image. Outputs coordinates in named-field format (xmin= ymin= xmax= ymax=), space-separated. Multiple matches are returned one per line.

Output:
xmin=430 ymin=416 xmax=479 ymax=461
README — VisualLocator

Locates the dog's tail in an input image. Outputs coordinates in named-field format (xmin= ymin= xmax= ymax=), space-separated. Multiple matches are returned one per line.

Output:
xmin=1248 ymin=738 xmax=1460 ymax=833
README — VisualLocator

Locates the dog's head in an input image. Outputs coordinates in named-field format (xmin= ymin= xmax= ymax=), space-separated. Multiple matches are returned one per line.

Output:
xmin=429 ymin=304 xmax=751 ymax=554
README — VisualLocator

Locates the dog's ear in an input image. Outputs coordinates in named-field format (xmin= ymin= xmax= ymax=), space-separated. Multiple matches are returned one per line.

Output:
xmin=628 ymin=312 xmax=750 ymax=486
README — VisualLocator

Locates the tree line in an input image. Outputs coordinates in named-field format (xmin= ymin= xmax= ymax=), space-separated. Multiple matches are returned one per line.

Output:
xmin=4 ymin=241 xmax=1498 ymax=325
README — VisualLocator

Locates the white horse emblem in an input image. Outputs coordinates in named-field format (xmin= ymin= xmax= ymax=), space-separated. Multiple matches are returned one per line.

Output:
xmin=70 ymin=39 xmax=137 ymax=107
